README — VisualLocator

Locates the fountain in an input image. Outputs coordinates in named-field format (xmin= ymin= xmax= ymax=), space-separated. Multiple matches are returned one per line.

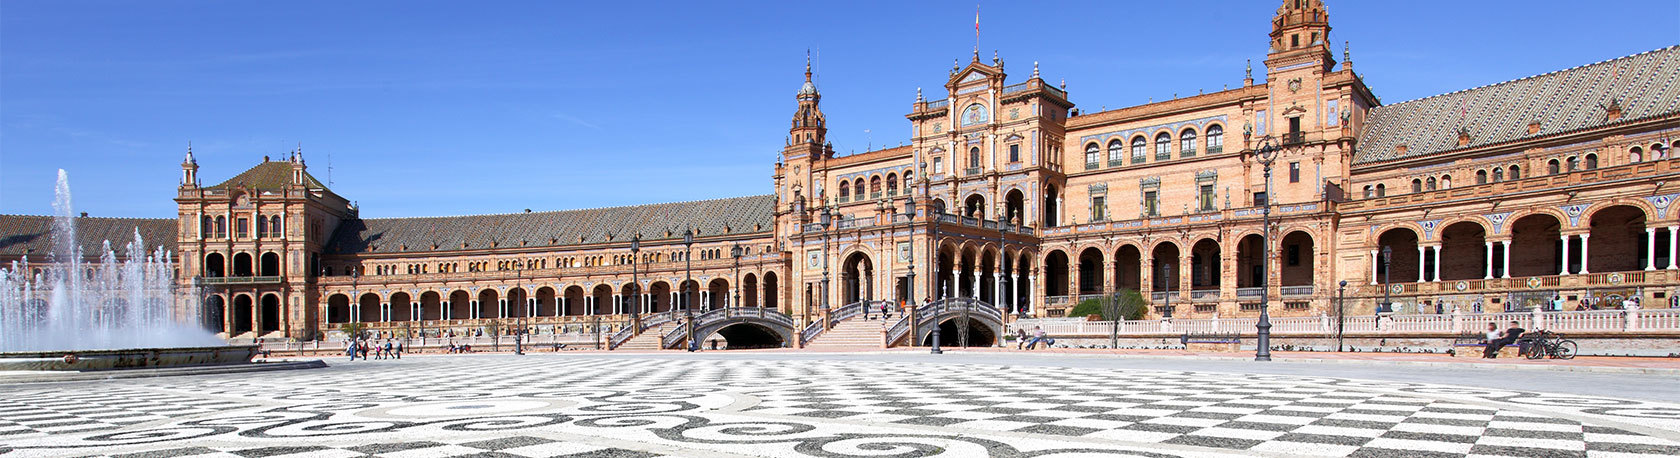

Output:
xmin=0 ymin=170 xmax=251 ymax=371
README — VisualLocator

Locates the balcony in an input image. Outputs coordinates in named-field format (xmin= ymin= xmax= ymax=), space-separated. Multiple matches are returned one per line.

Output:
xmin=1282 ymin=131 xmax=1305 ymax=145
xmin=965 ymin=167 xmax=982 ymax=176
xmin=1281 ymin=285 xmax=1314 ymax=297
xmin=1236 ymin=287 xmax=1263 ymax=298
xmin=1107 ymin=159 xmax=1124 ymax=167
xmin=1207 ymin=145 xmax=1223 ymax=154
xmin=199 ymin=276 xmax=281 ymax=286
xmin=1191 ymin=289 xmax=1219 ymax=302
xmin=1084 ymin=162 xmax=1099 ymax=171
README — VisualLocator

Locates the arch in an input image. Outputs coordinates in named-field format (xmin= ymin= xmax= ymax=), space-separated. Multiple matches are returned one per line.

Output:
xmin=708 ymin=278 xmax=729 ymax=309
xmin=870 ymin=175 xmax=882 ymax=196
xmin=204 ymin=252 xmax=225 ymax=277
xmin=1106 ymin=139 xmax=1123 ymax=165
xmin=326 ymin=294 xmax=349 ymax=324
xmin=1077 ymin=247 xmax=1103 ymax=294
xmin=389 ymin=291 xmax=412 ymax=322
xmin=741 ymin=273 xmax=759 ymax=307
xmin=447 ymin=290 xmax=471 ymax=320
xmin=932 ymin=197 xmax=948 ymax=215
xmin=1585 ymin=153 xmax=1599 ymax=170
xmin=419 ymin=291 xmax=443 ymax=320
xmin=1548 ymin=159 xmax=1561 ymax=175
xmin=1566 ymin=156 xmax=1580 ymax=172
xmin=1042 ymin=184 xmax=1058 ymax=226
xmin=1631 ymin=145 xmax=1644 ymax=163
xmin=1425 ymin=176 xmax=1437 ymax=191
xmin=591 ymin=284 xmax=613 ymax=315
xmin=1113 ymin=244 xmax=1142 ymax=292
xmin=563 ymin=286 xmax=586 ymax=316
xmin=1510 ymin=213 xmax=1563 ymax=277
xmin=1130 ymin=135 xmax=1148 ymax=164
xmin=839 ymin=180 xmax=851 ymax=200
xmin=259 ymin=252 xmax=280 ymax=276
xmin=1003 ymin=189 xmax=1025 ymax=226
xmin=1377 ymin=228 xmax=1421 ymax=283
xmin=1280 ymin=231 xmax=1315 ymax=287
xmin=921 ymin=318 xmax=999 ymax=347
xmin=535 ymin=286 xmax=557 ymax=316
xmin=1493 ymin=167 xmax=1505 ymax=182
xmin=1180 ymin=128 xmax=1198 ymax=156
xmin=1439 ymin=222 xmax=1487 ymax=281
xmin=232 ymin=294 xmax=253 ymax=334
xmin=702 ymin=323 xmax=786 ymax=350
xmin=1189 ymin=238 xmax=1221 ymax=290
xmin=854 ymin=178 xmax=866 ymax=200
xmin=1151 ymin=242 xmax=1182 ymax=292
xmin=1441 ymin=175 xmax=1452 ymax=189
xmin=1375 ymin=183 xmax=1386 ymax=197
xmin=1476 ymin=170 xmax=1488 ymax=184
xmin=1509 ymin=164 xmax=1521 ymax=179
xmin=1236 ymin=234 xmax=1265 ymax=288
xmin=232 ymin=252 xmax=253 ymax=277
xmin=207 ymin=295 xmax=228 ymax=332
xmin=619 ymin=283 xmax=640 ymax=314
xmin=1205 ymin=124 xmax=1224 ymax=153
xmin=763 ymin=271 xmax=780 ymax=312
xmin=1589 ymin=205 xmax=1650 ymax=273
xmin=1411 ymin=178 xmax=1423 ymax=194
xmin=1084 ymin=142 xmax=1100 ymax=167
xmin=649 ymin=281 xmax=672 ymax=313
xmin=963 ymin=194 xmax=986 ymax=219
xmin=508 ymin=287 xmax=530 ymax=318
xmin=358 ymin=292 xmax=381 ymax=323
xmin=886 ymin=172 xmax=899 ymax=195
xmin=1154 ymin=132 xmax=1172 ymax=158
xmin=1043 ymin=249 xmax=1069 ymax=297
xmin=477 ymin=289 xmax=500 ymax=319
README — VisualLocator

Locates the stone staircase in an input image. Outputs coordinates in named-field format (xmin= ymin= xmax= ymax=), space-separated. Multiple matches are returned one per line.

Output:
xmin=615 ymin=323 xmax=678 ymax=351
xmin=803 ymin=318 xmax=886 ymax=349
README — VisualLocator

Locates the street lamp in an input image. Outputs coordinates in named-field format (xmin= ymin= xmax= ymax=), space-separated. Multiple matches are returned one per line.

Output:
xmin=820 ymin=204 xmax=833 ymax=317
xmin=903 ymin=192 xmax=916 ymax=312
xmin=1381 ymin=246 xmax=1393 ymax=318
xmin=1249 ymin=136 xmax=1279 ymax=362
xmin=1161 ymin=263 xmax=1174 ymax=319
xmin=1336 ymin=280 xmax=1348 ymax=352
xmin=683 ymin=228 xmax=695 ymax=351
xmin=731 ymin=243 xmax=742 ymax=311
xmin=630 ymin=234 xmax=641 ymax=331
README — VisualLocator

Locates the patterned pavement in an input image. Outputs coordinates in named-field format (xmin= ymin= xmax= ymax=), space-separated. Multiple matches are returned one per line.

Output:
xmin=2 ymin=355 xmax=1678 ymax=457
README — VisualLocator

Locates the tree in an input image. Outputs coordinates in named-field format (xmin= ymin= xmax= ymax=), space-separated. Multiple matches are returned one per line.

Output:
xmin=339 ymin=322 xmax=367 ymax=340
xmin=1067 ymin=289 xmax=1147 ymax=321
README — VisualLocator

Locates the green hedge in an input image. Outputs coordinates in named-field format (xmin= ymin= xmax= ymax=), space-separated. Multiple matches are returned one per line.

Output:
xmin=1066 ymin=289 xmax=1147 ymax=321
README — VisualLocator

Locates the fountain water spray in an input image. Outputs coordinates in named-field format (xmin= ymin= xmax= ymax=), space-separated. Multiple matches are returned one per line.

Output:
xmin=0 ymin=170 xmax=222 ymax=352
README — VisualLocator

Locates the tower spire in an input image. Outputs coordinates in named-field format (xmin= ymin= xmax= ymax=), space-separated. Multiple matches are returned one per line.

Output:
xmin=1342 ymin=40 xmax=1353 ymax=71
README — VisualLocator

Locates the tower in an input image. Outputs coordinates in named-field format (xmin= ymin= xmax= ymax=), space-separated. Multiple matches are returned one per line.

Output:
xmin=181 ymin=145 xmax=199 ymax=188
xmin=778 ymin=53 xmax=833 ymax=226
xmin=1269 ymin=0 xmax=1332 ymax=63
xmin=788 ymin=53 xmax=828 ymax=152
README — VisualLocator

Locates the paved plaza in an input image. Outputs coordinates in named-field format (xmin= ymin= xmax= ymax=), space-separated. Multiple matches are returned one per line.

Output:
xmin=3 ymin=354 xmax=1679 ymax=457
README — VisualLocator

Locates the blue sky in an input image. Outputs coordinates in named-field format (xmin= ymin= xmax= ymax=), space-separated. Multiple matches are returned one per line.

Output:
xmin=3 ymin=1 xmax=1675 ymax=219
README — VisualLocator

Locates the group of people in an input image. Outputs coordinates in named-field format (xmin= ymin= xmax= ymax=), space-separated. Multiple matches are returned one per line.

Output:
xmin=859 ymin=301 xmax=897 ymax=321
xmin=344 ymin=337 xmax=403 ymax=361
xmin=1481 ymin=321 xmax=1527 ymax=358
xmin=1015 ymin=326 xmax=1053 ymax=350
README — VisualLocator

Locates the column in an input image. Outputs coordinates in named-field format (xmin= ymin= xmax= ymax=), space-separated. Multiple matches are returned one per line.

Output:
xmin=1559 ymin=235 xmax=1571 ymax=275
xmin=971 ymin=272 xmax=980 ymax=299
xmin=701 ymin=291 xmax=709 ymax=310
xmin=382 ymin=302 xmax=390 ymax=322
xmin=1484 ymin=242 xmax=1494 ymax=279
xmin=1417 ymin=245 xmax=1427 ymax=282
xmin=585 ymin=296 xmax=593 ymax=316
xmin=612 ymin=295 xmax=621 ymax=315
xmin=472 ymin=300 xmax=481 ymax=319
xmin=443 ymin=301 xmax=452 ymax=320
xmin=499 ymin=299 xmax=508 ymax=318
xmin=1647 ymin=228 xmax=1658 ymax=270
xmin=560 ymin=297 xmax=567 ymax=317
xmin=279 ymin=212 xmax=286 ymax=240
xmin=1370 ymin=249 xmax=1379 ymax=285
xmin=1578 ymin=234 xmax=1590 ymax=274
xmin=1670 ymin=226 xmax=1678 ymax=269
xmin=1027 ymin=274 xmax=1036 ymax=313
xmin=671 ymin=292 xmax=678 ymax=310
xmin=528 ymin=298 xmax=537 ymax=317
xmin=1431 ymin=246 xmax=1442 ymax=282
xmin=196 ymin=211 xmax=204 ymax=240
xmin=1501 ymin=240 xmax=1512 ymax=278
xmin=1015 ymin=271 xmax=1026 ymax=314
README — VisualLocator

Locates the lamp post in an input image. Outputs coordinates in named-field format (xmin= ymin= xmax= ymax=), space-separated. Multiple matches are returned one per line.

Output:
xmin=731 ymin=243 xmax=742 ymax=312
xmin=1249 ymin=136 xmax=1279 ymax=362
xmin=684 ymin=229 xmax=695 ymax=351
xmin=630 ymin=234 xmax=641 ymax=340
xmin=903 ymin=191 xmax=916 ymax=314
xmin=1161 ymin=263 xmax=1174 ymax=319
xmin=820 ymin=204 xmax=833 ymax=318
xmin=1381 ymin=246 xmax=1393 ymax=318
xmin=1336 ymin=280 xmax=1348 ymax=352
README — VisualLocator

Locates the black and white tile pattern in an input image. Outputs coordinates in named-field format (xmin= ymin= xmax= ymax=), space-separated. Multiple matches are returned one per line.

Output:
xmin=1 ymin=356 xmax=1677 ymax=457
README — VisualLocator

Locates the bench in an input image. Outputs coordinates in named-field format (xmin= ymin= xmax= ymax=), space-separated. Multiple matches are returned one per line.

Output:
xmin=1181 ymin=333 xmax=1241 ymax=352
xmin=1450 ymin=333 xmax=1523 ymax=359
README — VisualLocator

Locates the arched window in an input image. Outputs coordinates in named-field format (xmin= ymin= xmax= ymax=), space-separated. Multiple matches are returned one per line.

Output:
xmin=1631 ymin=146 xmax=1644 ymax=163
xmin=1375 ymin=183 xmax=1386 ymax=197
xmin=201 ymin=215 xmax=212 ymax=237
xmin=869 ymin=176 xmax=882 ymax=196
xmin=968 ymin=147 xmax=981 ymax=168
xmin=1548 ymin=159 xmax=1561 ymax=175
xmin=1131 ymin=136 xmax=1147 ymax=163
xmin=1154 ymin=132 xmax=1171 ymax=160
xmin=1363 ymin=185 xmax=1373 ymax=198
xmin=1206 ymin=124 xmax=1224 ymax=153
xmin=854 ymin=178 xmax=865 ymax=198
xmin=255 ymin=216 xmax=265 ymax=238
xmin=1509 ymin=165 xmax=1521 ymax=179
xmin=1566 ymin=156 xmax=1579 ymax=171
xmin=1585 ymin=154 xmax=1598 ymax=170
xmin=838 ymin=181 xmax=850 ymax=200
xmin=214 ymin=216 xmax=227 ymax=238
xmin=1476 ymin=170 xmax=1488 ymax=185
xmin=1493 ymin=167 xmax=1504 ymax=182
xmin=1106 ymin=139 xmax=1123 ymax=165
xmin=1179 ymin=128 xmax=1197 ymax=157
xmin=1440 ymin=175 xmax=1451 ymax=189
xmin=1655 ymin=143 xmax=1670 ymax=159
xmin=1425 ymin=177 xmax=1437 ymax=191
xmin=1411 ymin=179 xmax=1423 ymax=193
xmin=1084 ymin=143 xmax=1100 ymax=169
xmin=886 ymin=173 xmax=898 ymax=195
xmin=270 ymin=216 xmax=281 ymax=237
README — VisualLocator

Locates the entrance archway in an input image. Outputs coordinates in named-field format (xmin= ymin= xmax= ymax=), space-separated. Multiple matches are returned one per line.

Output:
xmin=1589 ymin=205 xmax=1649 ymax=272
xmin=1044 ymin=250 xmax=1069 ymax=297
xmin=1377 ymin=228 xmax=1421 ymax=283
xmin=204 ymin=253 xmax=225 ymax=277
xmin=842 ymin=252 xmax=874 ymax=304
xmin=232 ymin=294 xmax=253 ymax=334
xmin=207 ymin=295 xmax=228 ymax=331
xmin=358 ymin=293 xmax=380 ymax=323
xmin=1114 ymin=245 xmax=1142 ymax=291
xmin=260 ymin=252 xmax=280 ymax=276
xmin=389 ymin=292 xmax=412 ymax=322
xmin=233 ymin=252 xmax=253 ymax=277
xmin=920 ymin=319 xmax=997 ymax=347
xmin=449 ymin=290 xmax=472 ymax=319
xmin=1190 ymin=239 xmax=1221 ymax=291
xmin=741 ymin=274 xmax=759 ymax=307
xmin=1439 ymin=222 xmax=1487 ymax=280
xmin=1151 ymin=242 xmax=1181 ymax=292
xmin=1510 ymin=214 xmax=1562 ymax=277
xmin=260 ymin=294 xmax=281 ymax=333
xmin=1281 ymin=231 xmax=1315 ymax=287
xmin=325 ymin=294 xmax=348 ymax=324
xmin=1004 ymin=189 xmax=1025 ymax=225
xmin=420 ymin=291 xmax=443 ymax=320
xmin=706 ymin=323 xmax=785 ymax=349
xmin=964 ymin=194 xmax=986 ymax=219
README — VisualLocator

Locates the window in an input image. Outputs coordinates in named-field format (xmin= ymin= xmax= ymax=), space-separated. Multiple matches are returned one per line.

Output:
xmin=1289 ymin=162 xmax=1300 ymax=183
xmin=1441 ymin=175 xmax=1451 ymax=189
xmin=886 ymin=173 xmax=898 ymax=195
xmin=1131 ymin=136 xmax=1147 ymax=163
xmin=1198 ymin=184 xmax=1215 ymax=211
xmin=1253 ymin=191 xmax=1268 ymax=207
xmin=1206 ymin=125 xmax=1223 ymax=154
xmin=200 ymin=216 xmax=211 ymax=237
xmin=1425 ymin=177 xmax=1436 ymax=191
xmin=870 ymin=176 xmax=882 ymax=197
xmin=1631 ymin=146 xmax=1644 ymax=163
xmin=1566 ymin=156 xmax=1579 ymax=172
xmin=968 ymin=147 xmax=981 ymax=168
xmin=839 ymin=181 xmax=850 ymax=201
xmin=1493 ymin=167 xmax=1504 ymax=182
xmin=1091 ymin=196 xmax=1106 ymax=221
xmin=1180 ymin=129 xmax=1197 ymax=157
xmin=1142 ymin=191 xmax=1159 ymax=217
xmin=1084 ymin=143 xmax=1100 ymax=170
xmin=1154 ymin=132 xmax=1171 ymax=160
xmin=1585 ymin=154 xmax=1598 ymax=170
xmin=1375 ymin=183 xmax=1386 ymax=197
xmin=933 ymin=157 xmax=944 ymax=174
xmin=1008 ymin=144 xmax=1019 ymax=163
xmin=1411 ymin=179 xmax=1423 ymax=193
xmin=269 ymin=216 xmax=280 ymax=237
xmin=215 ymin=216 xmax=226 ymax=238
xmin=1510 ymin=165 xmax=1520 ymax=179
xmin=236 ymin=218 xmax=249 ymax=239
xmin=1547 ymin=159 xmax=1560 ymax=175
xmin=1106 ymin=140 xmax=1123 ymax=166
xmin=1363 ymin=185 xmax=1373 ymax=198
xmin=855 ymin=178 xmax=865 ymax=198
xmin=255 ymin=216 xmax=265 ymax=238
xmin=1476 ymin=170 xmax=1488 ymax=184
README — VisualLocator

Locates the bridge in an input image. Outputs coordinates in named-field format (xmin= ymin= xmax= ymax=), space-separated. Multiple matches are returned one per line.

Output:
xmin=660 ymin=307 xmax=795 ymax=350
xmin=886 ymin=297 xmax=1005 ymax=347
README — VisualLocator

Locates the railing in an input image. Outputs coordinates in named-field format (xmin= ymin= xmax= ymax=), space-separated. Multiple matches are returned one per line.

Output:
xmin=1282 ymin=131 xmax=1305 ymax=145
xmin=1013 ymin=308 xmax=1680 ymax=337
xmin=887 ymin=297 xmax=1002 ymax=345
xmin=1207 ymin=145 xmax=1223 ymax=154
xmin=661 ymin=306 xmax=795 ymax=349
xmin=1046 ymin=295 xmax=1071 ymax=306
xmin=199 ymin=276 xmax=282 ymax=285
xmin=801 ymin=300 xmax=875 ymax=345
xmin=1085 ymin=162 xmax=1099 ymax=171
xmin=1002 ymin=82 xmax=1030 ymax=95
xmin=965 ymin=167 xmax=982 ymax=176
xmin=1149 ymin=291 xmax=1177 ymax=302
xmin=607 ymin=310 xmax=680 ymax=350
xmin=1281 ymin=286 xmax=1314 ymax=296
xmin=1191 ymin=289 xmax=1219 ymax=301
xmin=925 ymin=99 xmax=949 ymax=110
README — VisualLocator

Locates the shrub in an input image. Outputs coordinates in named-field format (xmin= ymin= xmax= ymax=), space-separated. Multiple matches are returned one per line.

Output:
xmin=1066 ymin=289 xmax=1147 ymax=321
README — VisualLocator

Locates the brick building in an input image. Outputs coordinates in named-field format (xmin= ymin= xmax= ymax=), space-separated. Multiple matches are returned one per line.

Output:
xmin=3 ymin=0 xmax=1676 ymax=347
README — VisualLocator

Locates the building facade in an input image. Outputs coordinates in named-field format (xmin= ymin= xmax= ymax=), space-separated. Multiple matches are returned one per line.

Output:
xmin=3 ymin=0 xmax=1676 ymax=346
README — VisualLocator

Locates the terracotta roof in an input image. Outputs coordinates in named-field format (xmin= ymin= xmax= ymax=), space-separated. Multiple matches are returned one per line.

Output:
xmin=0 ymin=215 xmax=177 ymax=259
xmin=211 ymin=161 xmax=327 ymax=191
xmin=325 ymin=194 xmax=777 ymax=255
xmin=1355 ymin=46 xmax=1680 ymax=165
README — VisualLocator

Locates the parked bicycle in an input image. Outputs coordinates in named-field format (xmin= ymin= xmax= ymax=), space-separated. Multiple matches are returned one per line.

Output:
xmin=1524 ymin=331 xmax=1577 ymax=360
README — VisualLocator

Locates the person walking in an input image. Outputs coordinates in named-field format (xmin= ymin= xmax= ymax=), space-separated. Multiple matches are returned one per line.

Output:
xmin=345 ymin=338 xmax=356 ymax=362
xmin=883 ymin=301 xmax=893 ymax=320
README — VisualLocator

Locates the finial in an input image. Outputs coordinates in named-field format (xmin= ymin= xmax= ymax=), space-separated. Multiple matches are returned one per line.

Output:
xmin=1059 ymin=78 xmax=1065 ymax=90
xmin=1342 ymin=40 xmax=1353 ymax=70
xmin=992 ymin=50 xmax=998 ymax=65
xmin=1246 ymin=59 xmax=1252 ymax=79
xmin=184 ymin=141 xmax=195 ymax=164
xmin=916 ymin=87 xmax=923 ymax=102
xmin=805 ymin=49 xmax=813 ymax=81
xmin=1032 ymin=61 xmax=1039 ymax=79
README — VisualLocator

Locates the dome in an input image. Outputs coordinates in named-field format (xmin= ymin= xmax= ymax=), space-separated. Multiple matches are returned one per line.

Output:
xmin=798 ymin=80 xmax=818 ymax=96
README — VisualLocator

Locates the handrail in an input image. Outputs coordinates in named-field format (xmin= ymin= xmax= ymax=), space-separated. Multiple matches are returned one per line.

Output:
xmin=802 ymin=300 xmax=875 ymax=345
xmin=661 ymin=306 xmax=795 ymax=349
xmin=607 ymin=310 xmax=681 ymax=350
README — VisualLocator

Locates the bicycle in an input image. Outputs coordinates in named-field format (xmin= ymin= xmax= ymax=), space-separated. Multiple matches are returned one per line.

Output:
xmin=1524 ymin=331 xmax=1577 ymax=360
